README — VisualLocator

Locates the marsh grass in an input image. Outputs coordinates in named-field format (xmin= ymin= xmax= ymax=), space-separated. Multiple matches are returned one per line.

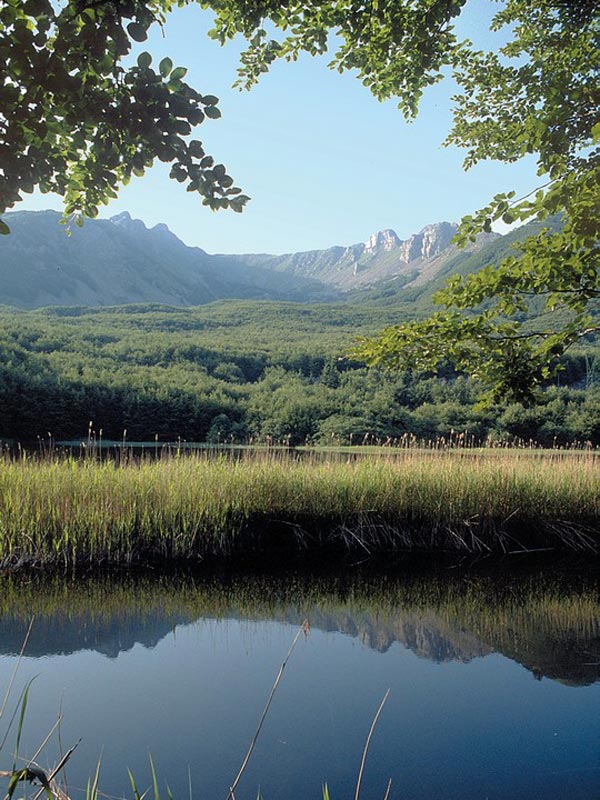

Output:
xmin=0 ymin=447 xmax=598 ymax=568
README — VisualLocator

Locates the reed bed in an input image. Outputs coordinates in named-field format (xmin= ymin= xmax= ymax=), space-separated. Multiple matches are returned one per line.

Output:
xmin=0 ymin=448 xmax=598 ymax=568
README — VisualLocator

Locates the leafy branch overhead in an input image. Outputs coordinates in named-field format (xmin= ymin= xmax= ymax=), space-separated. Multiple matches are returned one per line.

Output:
xmin=1 ymin=0 xmax=598 ymax=399
xmin=203 ymin=0 xmax=599 ymax=401
xmin=202 ymin=0 xmax=470 ymax=118
xmin=0 ymin=0 xmax=248 ymax=234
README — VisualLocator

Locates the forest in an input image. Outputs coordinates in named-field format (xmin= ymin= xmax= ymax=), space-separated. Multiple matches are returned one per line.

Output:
xmin=0 ymin=301 xmax=598 ymax=448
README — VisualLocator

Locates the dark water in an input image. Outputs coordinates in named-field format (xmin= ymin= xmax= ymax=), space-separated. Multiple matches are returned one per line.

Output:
xmin=0 ymin=563 xmax=598 ymax=800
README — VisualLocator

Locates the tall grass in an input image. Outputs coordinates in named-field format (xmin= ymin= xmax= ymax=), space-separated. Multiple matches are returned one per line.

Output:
xmin=0 ymin=448 xmax=597 ymax=568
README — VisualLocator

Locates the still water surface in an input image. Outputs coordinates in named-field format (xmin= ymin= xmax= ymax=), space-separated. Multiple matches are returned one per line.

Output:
xmin=0 ymin=564 xmax=598 ymax=800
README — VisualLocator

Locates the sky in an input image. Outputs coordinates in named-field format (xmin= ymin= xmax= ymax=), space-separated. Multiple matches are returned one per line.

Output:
xmin=18 ymin=0 xmax=540 ymax=254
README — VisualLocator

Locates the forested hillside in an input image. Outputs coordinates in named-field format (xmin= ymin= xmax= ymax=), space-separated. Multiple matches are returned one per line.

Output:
xmin=1 ymin=303 xmax=598 ymax=446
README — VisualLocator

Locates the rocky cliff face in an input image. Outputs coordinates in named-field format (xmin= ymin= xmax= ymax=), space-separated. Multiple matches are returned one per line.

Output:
xmin=242 ymin=220 xmax=496 ymax=291
xmin=363 ymin=222 xmax=458 ymax=264
xmin=0 ymin=211 xmax=500 ymax=307
xmin=399 ymin=222 xmax=458 ymax=262
xmin=364 ymin=228 xmax=401 ymax=253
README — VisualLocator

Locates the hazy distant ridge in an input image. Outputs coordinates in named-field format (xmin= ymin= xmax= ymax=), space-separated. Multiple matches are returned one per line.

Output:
xmin=0 ymin=210 xmax=499 ymax=308
xmin=0 ymin=210 xmax=336 ymax=308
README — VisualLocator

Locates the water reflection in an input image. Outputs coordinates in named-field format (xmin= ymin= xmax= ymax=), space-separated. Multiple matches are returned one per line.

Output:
xmin=1 ymin=564 xmax=598 ymax=685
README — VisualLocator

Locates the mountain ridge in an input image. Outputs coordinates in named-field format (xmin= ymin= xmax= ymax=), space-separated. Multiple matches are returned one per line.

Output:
xmin=230 ymin=220 xmax=498 ymax=291
xmin=0 ymin=210 xmax=337 ymax=307
xmin=0 ymin=209 xmax=504 ymax=308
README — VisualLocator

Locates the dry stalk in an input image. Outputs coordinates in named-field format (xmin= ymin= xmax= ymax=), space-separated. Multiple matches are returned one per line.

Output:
xmin=0 ymin=619 xmax=34 ymax=724
xmin=382 ymin=777 xmax=393 ymax=800
xmin=31 ymin=739 xmax=80 ymax=800
xmin=28 ymin=716 xmax=63 ymax=768
xmin=226 ymin=619 xmax=310 ymax=800
xmin=1 ymin=742 xmax=78 ymax=800
xmin=354 ymin=689 xmax=390 ymax=800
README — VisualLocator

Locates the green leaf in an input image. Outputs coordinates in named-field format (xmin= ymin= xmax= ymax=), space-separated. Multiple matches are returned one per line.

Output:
xmin=14 ymin=678 xmax=35 ymax=766
xmin=149 ymin=755 xmax=160 ymax=800
xmin=204 ymin=105 xmax=221 ymax=119
xmin=7 ymin=771 xmax=25 ymax=800
xmin=170 ymin=67 xmax=187 ymax=80
xmin=159 ymin=57 xmax=173 ymax=78
xmin=86 ymin=762 xmax=101 ymax=800
xmin=188 ymin=140 xmax=204 ymax=158
xmin=128 ymin=770 xmax=141 ymax=800
xmin=187 ymin=108 xmax=205 ymax=125
xmin=127 ymin=22 xmax=147 ymax=42
xmin=137 ymin=52 xmax=152 ymax=69
xmin=0 ymin=219 xmax=10 ymax=235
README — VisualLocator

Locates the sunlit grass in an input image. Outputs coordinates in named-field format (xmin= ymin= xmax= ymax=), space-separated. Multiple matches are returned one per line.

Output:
xmin=0 ymin=448 xmax=598 ymax=568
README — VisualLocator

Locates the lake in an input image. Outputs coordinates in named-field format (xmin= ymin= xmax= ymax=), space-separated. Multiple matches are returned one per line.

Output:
xmin=0 ymin=561 xmax=598 ymax=800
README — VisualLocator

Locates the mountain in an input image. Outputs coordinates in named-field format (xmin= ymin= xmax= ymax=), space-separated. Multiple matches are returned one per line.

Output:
xmin=0 ymin=210 xmax=338 ymax=307
xmin=0 ymin=210 xmax=502 ymax=309
xmin=233 ymin=221 xmax=498 ymax=291
xmin=351 ymin=215 xmax=565 ymax=310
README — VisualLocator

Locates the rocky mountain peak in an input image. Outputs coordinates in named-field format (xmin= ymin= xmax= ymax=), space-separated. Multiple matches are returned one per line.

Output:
xmin=149 ymin=221 xmax=183 ymax=246
xmin=109 ymin=211 xmax=148 ymax=235
xmin=400 ymin=221 xmax=458 ymax=263
xmin=109 ymin=210 xmax=133 ymax=225
xmin=364 ymin=228 xmax=401 ymax=253
xmin=110 ymin=214 xmax=182 ymax=246
xmin=1 ymin=209 xmax=511 ymax=306
xmin=151 ymin=222 xmax=171 ymax=236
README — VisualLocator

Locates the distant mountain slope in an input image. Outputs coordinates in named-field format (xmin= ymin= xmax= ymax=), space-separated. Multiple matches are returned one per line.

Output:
xmin=353 ymin=216 xmax=564 ymax=311
xmin=0 ymin=210 xmax=536 ymax=310
xmin=235 ymin=222 xmax=499 ymax=290
xmin=0 ymin=210 xmax=337 ymax=308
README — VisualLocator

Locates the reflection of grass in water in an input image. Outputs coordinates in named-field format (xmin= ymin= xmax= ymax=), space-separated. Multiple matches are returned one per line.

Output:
xmin=0 ymin=449 xmax=598 ymax=567
xmin=1 ymin=569 xmax=598 ymax=650
xmin=0 ymin=570 xmax=598 ymax=800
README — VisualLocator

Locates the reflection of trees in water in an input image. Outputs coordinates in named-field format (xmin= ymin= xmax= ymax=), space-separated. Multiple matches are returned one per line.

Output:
xmin=0 ymin=567 xmax=597 ymax=685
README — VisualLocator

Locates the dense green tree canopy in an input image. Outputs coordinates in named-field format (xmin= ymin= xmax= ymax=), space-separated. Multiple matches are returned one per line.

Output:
xmin=0 ymin=0 xmax=248 ymax=232
xmin=0 ymin=303 xmax=598 ymax=445
xmin=1 ymin=0 xmax=598 ymax=399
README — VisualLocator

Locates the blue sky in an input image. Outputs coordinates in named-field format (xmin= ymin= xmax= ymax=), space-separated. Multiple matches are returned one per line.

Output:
xmin=20 ymin=0 xmax=540 ymax=254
